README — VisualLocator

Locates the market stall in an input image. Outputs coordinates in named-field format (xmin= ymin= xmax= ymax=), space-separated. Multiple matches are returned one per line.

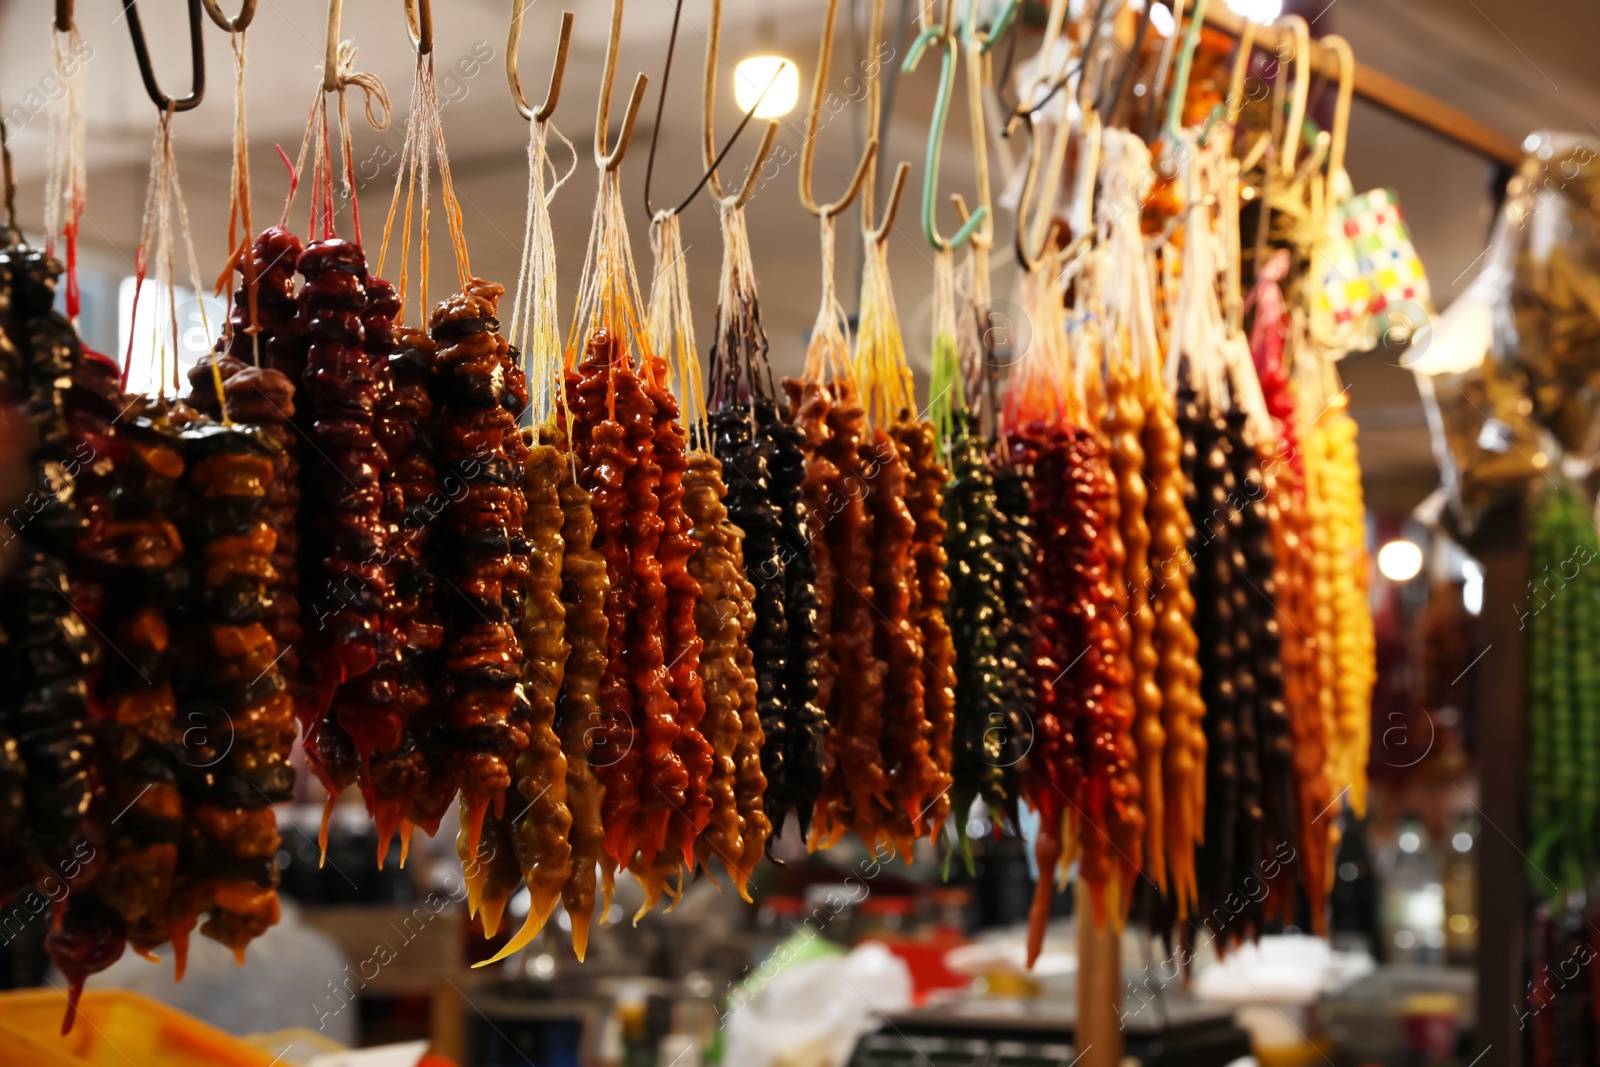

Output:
xmin=0 ymin=0 xmax=1576 ymax=1064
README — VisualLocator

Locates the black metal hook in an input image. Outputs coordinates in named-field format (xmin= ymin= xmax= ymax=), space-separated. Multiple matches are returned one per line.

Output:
xmin=643 ymin=0 xmax=782 ymax=219
xmin=123 ymin=0 xmax=206 ymax=113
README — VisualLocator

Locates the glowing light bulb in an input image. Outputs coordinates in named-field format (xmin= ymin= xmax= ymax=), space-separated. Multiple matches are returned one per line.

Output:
xmin=1225 ymin=0 xmax=1283 ymax=19
xmin=1378 ymin=539 xmax=1424 ymax=583
xmin=734 ymin=56 xmax=799 ymax=119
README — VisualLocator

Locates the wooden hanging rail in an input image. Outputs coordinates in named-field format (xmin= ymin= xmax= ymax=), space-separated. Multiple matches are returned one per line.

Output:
xmin=1202 ymin=6 xmax=1524 ymax=167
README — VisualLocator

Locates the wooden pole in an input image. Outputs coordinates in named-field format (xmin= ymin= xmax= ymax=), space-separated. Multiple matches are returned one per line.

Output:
xmin=1075 ymin=880 xmax=1123 ymax=1067
xmin=1472 ymin=500 xmax=1529 ymax=1067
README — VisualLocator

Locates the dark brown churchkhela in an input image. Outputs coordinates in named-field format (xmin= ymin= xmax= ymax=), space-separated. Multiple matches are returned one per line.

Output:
xmin=90 ymin=401 xmax=186 ymax=930
xmin=359 ymin=275 xmax=427 ymax=850
xmin=0 ymin=242 xmax=114 ymax=1024
xmin=427 ymin=279 xmax=531 ymax=858
xmin=1181 ymin=384 xmax=1243 ymax=945
xmin=758 ymin=398 xmax=827 ymax=841
xmin=705 ymin=198 xmax=824 ymax=845
xmin=189 ymin=225 xmax=306 ymax=692
xmin=176 ymin=421 xmax=291 ymax=962
xmin=295 ymin=239 xmax=389 ymax=829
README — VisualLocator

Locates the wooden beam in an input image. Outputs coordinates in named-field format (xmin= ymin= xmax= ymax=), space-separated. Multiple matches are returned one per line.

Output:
xmin=1201 ymin=7 xmax=1525 ymax=166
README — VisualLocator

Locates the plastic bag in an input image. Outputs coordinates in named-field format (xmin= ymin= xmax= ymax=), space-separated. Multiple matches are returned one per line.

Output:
xmin=722 ymin=939 xmax=912 ymax=1067
xmin=1409 ymin=137 xmax=1576 ymax=535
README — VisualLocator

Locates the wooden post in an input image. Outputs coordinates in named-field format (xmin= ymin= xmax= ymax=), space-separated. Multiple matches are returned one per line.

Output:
xmin=1473 ymin=500 xmax=1528 ymax=1067
xmin=1076 ymin=879 xmax=1123 ymax=1067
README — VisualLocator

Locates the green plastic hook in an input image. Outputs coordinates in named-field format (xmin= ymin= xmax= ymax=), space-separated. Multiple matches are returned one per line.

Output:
xmin=964 ymin=0 xmax=1023 ymax=52
xmin=1163 ymin=0 xmax=1210 ymax=143
xmin=904 ymin=25 xmax=988 ymax=253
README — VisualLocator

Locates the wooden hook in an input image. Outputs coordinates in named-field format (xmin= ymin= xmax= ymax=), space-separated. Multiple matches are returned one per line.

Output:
xmin=594 ymin=0 xmax=648 ymax=173
xmin=1009 ymin=109 xmax=1045 ymax=271
xmin=509 ymin=6 xmax=574 ymax=122
xmin=54 ymin=0 xmax=73 ymax=33
xmin=1274 ymin=15 xmax=1312 ymax=177
xmin=201 ymin=0 xmax=256 ymax=33
xmin=123 ymin=0 xmax=206 ymax=113
xmin=1321 ymin=33 xmax=1355 ymax=179
xmin=321 ymin=0 xmax=343 ymax=93
xmin=867 ymin=161 xmax=910 ymax=244
xmin=701 ymin=0 xmax=780 ymax=209
xmin=800 ymin=0 xmax=879 ymax=220
xmin=404 ymin=0 xmax=432 ymax=57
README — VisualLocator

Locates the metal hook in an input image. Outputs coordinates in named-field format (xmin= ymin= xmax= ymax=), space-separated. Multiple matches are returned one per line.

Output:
xmin=800 ymin=0 xmax=879 ymax=220
xmin=404 ymin=0 xmax=433 ymax=56
xmin=645 ymin=0 xmax=780 ymax=218
xmin=867 ymin=162 xmax=911 ymax=244
xmin=321 ymin=0 xmax=343 ymax=93
xmin=123 ymin=0 xmax=206 ymax=113
xmin=702 ymin=0 xmax=781 ymax=210
xmin=54 ymin=0 xmax=73 ymax=33
xmin=594 ymin=0 xmax=648 ymax=174
xmin=856 ymin=0 xmax=911 ymax=241
xmin=508 ymin=6 xmax=573 ymax=122
xmin=1008 ymin=109 xmax=1045 ymax=271
xmin=904 ymin=22 xmax=987 ymax=252
xmin=201 ymin=0 xmax=256 ymax=32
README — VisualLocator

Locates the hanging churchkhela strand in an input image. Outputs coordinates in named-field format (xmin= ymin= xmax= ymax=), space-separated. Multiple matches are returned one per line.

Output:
xmin=563 ymin=85 xmax=709 ymax=914
xmin=648 ymin=208 xmax=769 ymax=899
xmin=0 ymin=101 xmax=115 ymax=1026
xmin=630 ymin=214 xmax=714 ymax=910
xmin=794 ymin=213 xmax=889 ymax=852
xmin=855 ymin=231 xmax=941 ymax=860
xmin=1077 ymin=289 xmax=1143 ymax=931
xmin=483 ymin=98 xmax=578 ymax=958
xmin=932 ymin=249 xmax=1008 ymax=868
xmin=1099 ymin=130 xmax=1167 ymax=898
xmin=706 ymin=201 xmax=823 ymax=847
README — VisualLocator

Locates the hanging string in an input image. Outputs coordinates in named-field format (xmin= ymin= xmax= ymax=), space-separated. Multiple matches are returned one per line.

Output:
xmin=379 ymin=50 xmax=468 ymax=327
xmin=647 ymin=211 xmax=706 ymax=446
xmin=123 ymin=106 xmax=214 ymax=411
xmin=332 ymin=42 xmax=390 ymax=247
xmin=43 ymin=22 xmax=87 ymax=322
xmin=802 ymin=213 xmax=853 ymax=385
xmin=856 ymin=234 xmax=914 ymax=429
xmin=507 ymin=113 xmax=576 ymax=428
xmin=278 ymin=43 xmax=389 ymax=247
xmin=930 ymin=246 xmax=962 ymax=443
xmin=567 ymin=168 xmax=652 ymax=378
xmin=708 ymin=201 xmax=773 ymax=410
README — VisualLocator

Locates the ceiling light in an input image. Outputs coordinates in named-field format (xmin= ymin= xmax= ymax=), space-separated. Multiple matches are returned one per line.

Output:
xmin=1225 ymin=0 xmax=1283 ymax=19
xmin=1148 ymin=3 xmax=1175 ymax=37
xmin=1378 ymin=539 xmax=1424 ymax=583
xmin=734 ymin=56 xmax=799 ymax=119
